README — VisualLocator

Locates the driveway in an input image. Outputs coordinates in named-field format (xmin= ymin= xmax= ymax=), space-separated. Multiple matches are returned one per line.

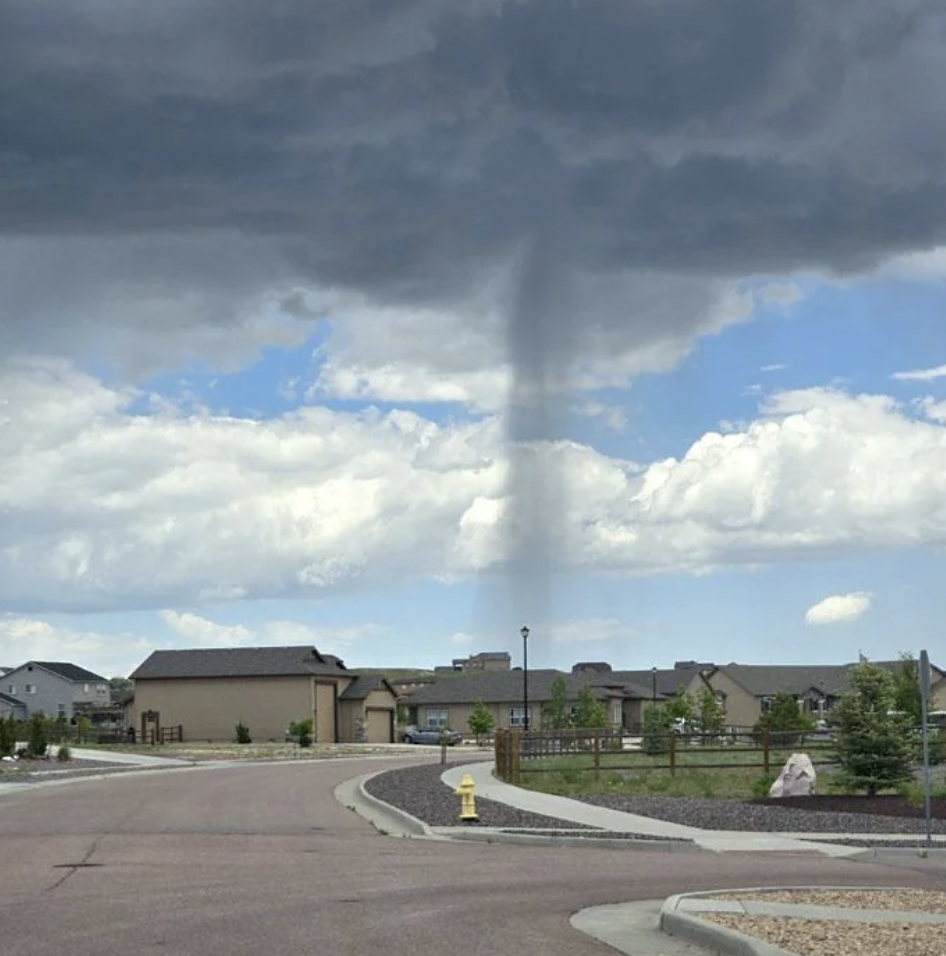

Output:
xmin=1 ymin=757 xmax=944 ymax=956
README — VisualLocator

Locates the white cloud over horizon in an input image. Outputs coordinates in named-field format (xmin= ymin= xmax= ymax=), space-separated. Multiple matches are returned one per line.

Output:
xmin=804 ymin=592 xmax=872 ymax=626
xmin=4 ymin=359 xmax=946 ymax=615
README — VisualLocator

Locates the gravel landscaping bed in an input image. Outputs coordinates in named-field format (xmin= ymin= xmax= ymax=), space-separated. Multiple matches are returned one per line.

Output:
xmin=364 ymin=762 xmax=597 ymax=829
xmin=575 ymin=794 xmax=946 ymax=834
xmin=0 ymin=758 xmax=156 ymax=784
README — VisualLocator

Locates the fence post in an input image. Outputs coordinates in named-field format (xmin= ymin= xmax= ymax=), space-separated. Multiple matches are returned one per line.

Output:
xmin=495 ymin=730 xmax=505 ymax=781
xmin=763 ymin=726 xmax=771 ymax=776
xmin=511 ymin=730 xmax=521 ymax=785
xmin=669 ymin=731 xmax=677 ymax=776
xmin=593 ymin=730 xmax=601 ymax=781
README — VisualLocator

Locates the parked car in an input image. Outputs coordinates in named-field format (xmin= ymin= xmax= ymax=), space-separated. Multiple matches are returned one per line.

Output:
xmin=402 ymin=726 xmax=463 ymax=745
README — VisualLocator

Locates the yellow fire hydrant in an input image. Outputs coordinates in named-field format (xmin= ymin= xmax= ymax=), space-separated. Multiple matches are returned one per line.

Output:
xmin=455 ymin=772 xmax=479 ymax=822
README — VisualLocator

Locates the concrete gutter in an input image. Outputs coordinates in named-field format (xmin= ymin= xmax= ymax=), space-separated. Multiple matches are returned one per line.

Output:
xmin=333 ymin=769 xmax=440 ymax=839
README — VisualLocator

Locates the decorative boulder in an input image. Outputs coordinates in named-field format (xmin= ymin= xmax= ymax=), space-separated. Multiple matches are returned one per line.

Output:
xmin=768 ymin=752 xmax=816 ymax=798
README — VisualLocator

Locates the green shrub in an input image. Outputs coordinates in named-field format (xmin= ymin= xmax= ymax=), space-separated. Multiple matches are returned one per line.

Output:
xmin=0 ymin=716 xmax=15 ymax=757
xmin=288 ymin=718 xmax=313 ymax=747
xmin=235 ymin=721 xmax=252 ymax=744
xmin=751 ymin=773 xmax=777 ymax=800
xmin=28 ymin=712 xmax=49 ymax=757
xmin=640 ymin=705 xmax=673 ymax=755
xmin=56 ymin=744 xmax=71 ymax=762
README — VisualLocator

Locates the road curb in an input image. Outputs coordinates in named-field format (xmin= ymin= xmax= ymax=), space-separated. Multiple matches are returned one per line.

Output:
xmin=333 ymin=769 xmax=436 ymax=838
xmin=660 ymin=892 xmax=796 ymax=956
xmin=435 ymin=827 xmax=700 ymax=852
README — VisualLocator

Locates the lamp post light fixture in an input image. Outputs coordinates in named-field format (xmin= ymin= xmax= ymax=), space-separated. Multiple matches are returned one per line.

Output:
xmin=651 ymin=666 xmax=657 ymax=704
xmin=520 ymin=625 xmax=530 ymax=733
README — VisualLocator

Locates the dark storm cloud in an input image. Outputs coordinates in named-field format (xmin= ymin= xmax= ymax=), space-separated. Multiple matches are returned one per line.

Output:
xmin=3 ymin=0 xmax=946 ymax=299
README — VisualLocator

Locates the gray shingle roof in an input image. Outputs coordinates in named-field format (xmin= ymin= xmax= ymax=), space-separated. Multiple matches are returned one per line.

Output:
xmin=406 ymin=669 xmax=652 ymax=705
xmin=712 ymin=660 xmax=945 ymax=697
xmin=598 ymin=667 xmax=704 ymax=698
xmin=130 ymin=646 xmax=349 ymax=680
xmin=24 ymin=662 xmax=108 ymax=683
xmin=338 ymin=675 xmax=396 ymax=701
xmin=0 ymin=690 xmax=26 ymax=708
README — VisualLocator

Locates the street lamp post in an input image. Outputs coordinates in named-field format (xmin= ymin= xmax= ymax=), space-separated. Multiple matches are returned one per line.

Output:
xmin=651 ymin=666 xmax=657 ymax=704
xmin=521 ymin=625 xmax=530 ymax=732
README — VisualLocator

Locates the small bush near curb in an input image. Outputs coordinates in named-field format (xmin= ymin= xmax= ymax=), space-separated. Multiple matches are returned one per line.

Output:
xmin=28 ymin=713 xmax=49 ymax=758
xmin=235 ymin=721 xmax=252 ymax=744
xmin=751 ymin=773 xmax=777 ymax=800
xmin=57 ymin=744 xmax=71 ymax=762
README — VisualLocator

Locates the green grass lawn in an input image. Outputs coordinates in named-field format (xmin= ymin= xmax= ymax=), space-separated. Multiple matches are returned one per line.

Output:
xmin=516 ymin=745 xmax=839 ymax=800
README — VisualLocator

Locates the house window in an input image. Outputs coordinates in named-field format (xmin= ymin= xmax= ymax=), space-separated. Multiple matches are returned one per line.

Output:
xmin=25 ymin=684 xmax=36 ymax=695
xmin=509 ymin=707 xmax=532 ymax=728
xmin=425 ymin=708 xmax=449 ymax=729
xmin=761 ymin=697 xmax=773 ymax=713
xmin=97 ymin=684 xmax=107 ymax=693
xmin=57 ymin=703 xmax=66 ymax=718
xmin=7 ymin=685 xmax=14 ymax=695
xmin=83 ymin=684 xmax=90 ymax=693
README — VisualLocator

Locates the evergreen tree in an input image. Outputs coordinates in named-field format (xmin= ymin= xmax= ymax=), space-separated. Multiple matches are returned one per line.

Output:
xmin=891 ymin=652 xmax=924 ymax=725
xmin=832 ymin=662 xmax=915 ymax=797
xmin=0 ymin=716 xmax=15 ymax=758
xmin=640 ymin=704 xmax=674 ymax=755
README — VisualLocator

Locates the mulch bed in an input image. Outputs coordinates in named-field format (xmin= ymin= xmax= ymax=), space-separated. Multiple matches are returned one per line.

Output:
xmin=758 ymin=794 xmax=946 ymax=819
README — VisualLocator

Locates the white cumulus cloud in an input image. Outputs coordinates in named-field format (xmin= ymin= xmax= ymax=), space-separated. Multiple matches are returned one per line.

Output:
xmin=6 ymin=360 xmax=946 ymax=611
xmin=804 ymin=592 xmax=872 ymax=626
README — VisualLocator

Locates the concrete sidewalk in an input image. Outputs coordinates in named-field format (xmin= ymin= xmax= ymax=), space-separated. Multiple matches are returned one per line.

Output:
xmin=440 ymin=759 xmax=943 ymax=857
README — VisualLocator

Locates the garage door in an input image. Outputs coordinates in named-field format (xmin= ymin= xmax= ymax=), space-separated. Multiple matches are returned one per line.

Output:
xmin=366 ymin=708 xmax=392 ymax=743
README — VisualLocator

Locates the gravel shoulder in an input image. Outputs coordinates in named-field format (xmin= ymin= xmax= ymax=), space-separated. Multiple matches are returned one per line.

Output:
xmin=575 ymin=794 xmax=946 ymax=834
xmin=703 ymin=913 xmax=946 ymax=956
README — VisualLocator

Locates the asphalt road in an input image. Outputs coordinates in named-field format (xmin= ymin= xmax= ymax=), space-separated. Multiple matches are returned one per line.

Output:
xmin=2 ymin=758 xmax=945 ymax=956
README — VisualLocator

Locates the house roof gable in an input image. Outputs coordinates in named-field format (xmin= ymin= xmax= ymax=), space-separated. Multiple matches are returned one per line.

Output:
xmin=4 ymin=661 xmax=108 ymax=684
xmin=339 ymin=675 xmax=397 ymax=701
xmin=130 ymin=646 xmax=350 ymax=680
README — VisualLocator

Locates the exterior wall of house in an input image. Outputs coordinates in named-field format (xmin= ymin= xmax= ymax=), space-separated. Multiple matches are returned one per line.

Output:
xmin=338 ymin=699 xmax=359 ymax=743
xmin=685 ymin=670 xmax=759 ymax=728
xmin=132 ymin=677 xmax=316 ymax=742
xmin=363 ymin=689 xmax=395 ymax=743
xmin=930 ymin=676 xmax=946 ymax=711
xmin=313 ymin=681 xmax=339 ymax=742
xmin=2 ymin=664 xmax=108 ymax=719
xmin=0 ymin=695 xmax=27 ymax=719
xmin=622 ymin=698 xmax=646 ymax=731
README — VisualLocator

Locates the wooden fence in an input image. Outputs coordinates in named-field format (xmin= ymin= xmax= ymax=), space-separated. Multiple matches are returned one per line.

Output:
xmin=494 ymin=727 xmax=835 ymax=785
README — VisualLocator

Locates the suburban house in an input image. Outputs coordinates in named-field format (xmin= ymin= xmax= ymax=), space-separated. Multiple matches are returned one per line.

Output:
xmin=1 ymin=661 xmax=110 ymax=719
xmin=435 ymin=650 xmax=512 ymax=675
xmin=404 ymin=669 xmax=654 ymax=734
xmin=129 ymin=645 xmax=398 ymax=744
xmin=0 ymin=691 xmax=27 ymax=719
xmin=682 ymin=661 xmax=946 ymax=729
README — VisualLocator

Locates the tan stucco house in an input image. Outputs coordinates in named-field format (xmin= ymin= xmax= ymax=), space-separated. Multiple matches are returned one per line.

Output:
xmin=130 ymin=645 xmax=398 ymax=744
xmin=405 ymin=668 xmax=653 ymax=734
xmin=682 ymin=660 xmax=946 ymax=729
